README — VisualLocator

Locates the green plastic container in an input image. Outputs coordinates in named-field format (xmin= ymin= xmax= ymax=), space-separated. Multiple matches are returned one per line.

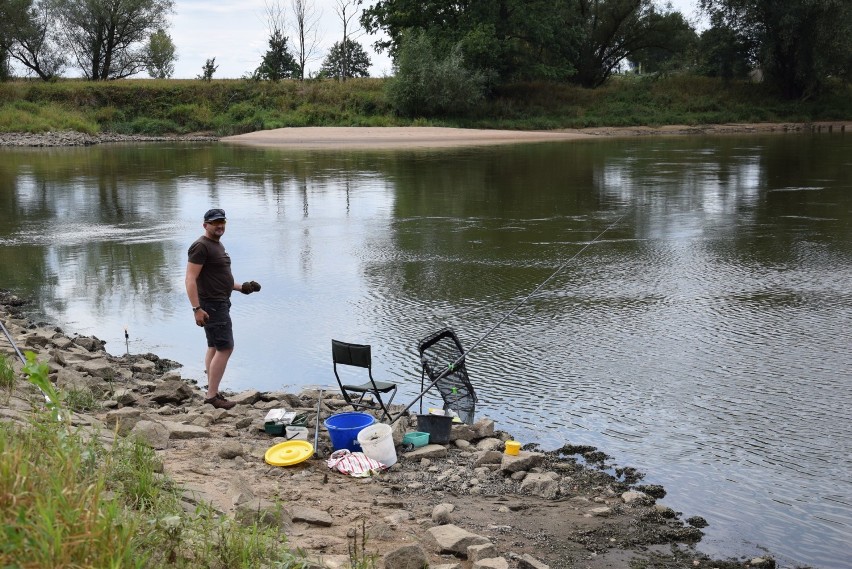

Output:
xmin=403 ymin=431 xmax=429 ymax=448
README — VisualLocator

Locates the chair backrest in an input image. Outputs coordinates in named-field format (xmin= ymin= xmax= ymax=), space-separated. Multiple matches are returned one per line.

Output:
xmin=418 ymin=328 xmax=477 ymax=418
xmin=332 ymin=339 xmax=371 ymax=369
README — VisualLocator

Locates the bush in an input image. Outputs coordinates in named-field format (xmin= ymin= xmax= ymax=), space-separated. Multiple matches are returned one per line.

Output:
xmin=125 ymin=116 xmax=180 ymax=135
xmin=166 ymin=103 xmax=214 ymax=131
xmin=386 ymin=29 xmax=491 ymax=117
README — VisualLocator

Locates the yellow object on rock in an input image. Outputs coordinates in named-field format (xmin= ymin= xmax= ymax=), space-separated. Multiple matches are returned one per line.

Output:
xmin=264 ymin=440 xmax=314 ymax=466
xmin=504 ymin=440 xmax=521 ymax=456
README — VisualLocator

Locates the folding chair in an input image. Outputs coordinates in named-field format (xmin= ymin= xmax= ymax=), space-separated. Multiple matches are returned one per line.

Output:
xmin=331 ymin=339 xmax=398 ymax=421
xmin=418 ymin=328 xmax=477 ymax=424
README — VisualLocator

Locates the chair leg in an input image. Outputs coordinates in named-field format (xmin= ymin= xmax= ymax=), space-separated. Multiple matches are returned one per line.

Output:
xmin=376 ymin=389 xmax=397 ymax=422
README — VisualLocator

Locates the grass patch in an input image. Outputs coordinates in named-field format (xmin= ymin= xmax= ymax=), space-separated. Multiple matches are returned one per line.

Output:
xmin=64 ymin=386 xmax=100 ymax=413
xmin=0 ymin=418 xmax=307 ymax=568
xmin=0 ymin=420 xmax=142 ymax=567
xmin=1 ymin=356 xmax=307 ymax=569
xmin=0 ymin=354 xmax=16 ymax=402
xmin=0 ymin=99 xmax=99 ymax=134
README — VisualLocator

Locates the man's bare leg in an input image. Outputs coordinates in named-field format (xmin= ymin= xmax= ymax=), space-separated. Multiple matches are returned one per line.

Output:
xmin=205 ymin=346 xmax=233 ymax=399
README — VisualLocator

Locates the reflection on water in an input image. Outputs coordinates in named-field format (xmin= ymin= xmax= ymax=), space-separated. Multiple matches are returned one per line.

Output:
xmin=1 ymin=135 xmax=851 ymax=569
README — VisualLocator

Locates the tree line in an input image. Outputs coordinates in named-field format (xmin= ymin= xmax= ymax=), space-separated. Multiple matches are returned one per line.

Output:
xmin=355 ymin=0 xmax=851 ymax=116
xmin=0 ymin=0 xmax=373 ymax=82
xmin=362 ymin=0 xmax=851 ymax=100
xmin=1 ymin=0 xmax=850 ymax=114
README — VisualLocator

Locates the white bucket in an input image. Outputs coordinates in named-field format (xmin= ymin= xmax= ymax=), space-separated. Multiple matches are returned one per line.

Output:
xmin=356 ymin=423 xmax=397 ymax=467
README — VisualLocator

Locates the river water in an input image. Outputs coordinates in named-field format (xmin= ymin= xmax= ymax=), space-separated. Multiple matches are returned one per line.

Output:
xmin=1 ymin=134 xmax=850 ymax=568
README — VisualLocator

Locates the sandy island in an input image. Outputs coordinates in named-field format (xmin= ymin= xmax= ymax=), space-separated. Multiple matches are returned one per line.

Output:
xmin=222 ymin=126 xmax=592 ymax=149
xmin=221 ymin=122 xmax=850 ymax=150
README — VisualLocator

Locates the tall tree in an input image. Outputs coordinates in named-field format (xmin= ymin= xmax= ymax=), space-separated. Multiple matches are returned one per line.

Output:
xmin=570 ymin=0 xmax=693 ymax=87
xmin=333 ymin=0 xmax=363 ymax=81
xmin=255 ymin=29 xmax=299 ymax=80
xmin=0 ymin=0 xmax=66 ymax=80
xmin=256 ymin=0 xmax=299 ymax=80
xmin=627 ymin=9 xmax=697 ymax=74
xmin=0 ymin=44 xmax=10 ymax=81
xmin=363 ymin=0 xmax=689 ymax=86
xmin=54 ymin=0 xmax=175 ymax=80
xmin=144 ymin=28 xmax=176 ymax=78
xmin=320 ymin=37 xmax=370 ymax=79
xmin=290 ymin=0 xmax=322 ymax=80
xmin=700 ymin=0 xmax=852 ymax=98
xmin=694 ymin=20 xmax=751 ymax=80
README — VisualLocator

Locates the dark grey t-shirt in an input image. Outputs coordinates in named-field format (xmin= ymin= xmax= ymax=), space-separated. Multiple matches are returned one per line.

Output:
xmin=188 ymin=236 xmax=233 ymax=301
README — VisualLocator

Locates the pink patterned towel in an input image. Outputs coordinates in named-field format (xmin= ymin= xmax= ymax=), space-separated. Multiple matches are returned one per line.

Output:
xmin=326 ymin=449 xmax=387 ymax=477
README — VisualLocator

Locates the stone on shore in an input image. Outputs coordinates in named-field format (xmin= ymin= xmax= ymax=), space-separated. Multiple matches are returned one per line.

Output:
xmin=291 ymin=506 xmax=333 ymax=527
xmin=427 ymin=525 xmax=491 ymax=556
xmin=468 ymin=543 xmax=499 ymax=561
xmin=516 ymin=553 xmax=551 ymax=569
xmin=473 ymin=557 xmax=509 ymax=569
xmin=500 ymin=450 xmax=544 ymax=473
xmin=432 ymin=503 xmax=455 ymax=525
xmin=130 ymin=420 xmax=170 ymax=449
xmin=519 ymin=472 xmax=559 ymax=499
xmin=150 ymin=379 xmax=195 ymax=404
xmin=404 ymin=444 xmax=448 ymax=459
xmin=383 ymin=545 xmax=430 ymax=569
xmin=162 ymin=421 xmax=211 ymax=440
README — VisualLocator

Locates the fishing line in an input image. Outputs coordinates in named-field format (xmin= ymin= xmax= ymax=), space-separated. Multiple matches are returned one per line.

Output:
xmin=461 ymin=210 xmax=629 ymax=359
xmin=393 ymin=209 xmax=630 ymax=421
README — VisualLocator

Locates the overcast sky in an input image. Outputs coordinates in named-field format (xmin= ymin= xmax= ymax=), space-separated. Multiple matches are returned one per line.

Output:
xmin=170 ymin=0 xmax=387 ymax=79
xmin=168 ymin=1 xmax=704 ymax=80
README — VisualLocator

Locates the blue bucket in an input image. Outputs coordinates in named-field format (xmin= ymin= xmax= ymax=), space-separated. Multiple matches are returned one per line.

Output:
xmin=324 ymin=412 xmax=375 ymax=452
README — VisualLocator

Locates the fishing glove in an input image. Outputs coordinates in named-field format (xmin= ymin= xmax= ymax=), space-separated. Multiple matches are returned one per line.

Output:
xmin=240 ymin=281 xmax=262 ymax=294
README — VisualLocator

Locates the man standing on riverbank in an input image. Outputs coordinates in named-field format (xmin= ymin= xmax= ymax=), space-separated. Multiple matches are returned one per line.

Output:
xmin=185 ymin=208 xmax=261 ymax=409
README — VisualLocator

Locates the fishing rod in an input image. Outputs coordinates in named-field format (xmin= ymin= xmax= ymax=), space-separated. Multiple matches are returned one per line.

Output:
xmin=0 ymin=319 xmax=26 ymax=365
xmin=391 ymin=209 xmax=630 ymax=423
xmin=0 ymin=316 xmax=51 ymax=404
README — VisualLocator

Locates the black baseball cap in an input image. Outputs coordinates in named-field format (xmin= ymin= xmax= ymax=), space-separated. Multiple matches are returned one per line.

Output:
xmin=204 ymin=208 xmax=226 ymax=222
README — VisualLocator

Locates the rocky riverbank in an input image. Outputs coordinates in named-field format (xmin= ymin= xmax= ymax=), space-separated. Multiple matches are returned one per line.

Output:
xmin=0 ymin=289 xmax=781 ymax=569
xmin=0 ymin=131 xmax=218 ymax=147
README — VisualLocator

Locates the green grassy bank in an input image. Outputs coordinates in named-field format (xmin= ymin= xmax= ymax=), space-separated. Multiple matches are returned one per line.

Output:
xmin=0 ymin=76 xmax=850 ymax=137
xmin=0 ymin=418 xmax=306 ymax=569
xmin=0 ymin=353 xmax=305 ymax=569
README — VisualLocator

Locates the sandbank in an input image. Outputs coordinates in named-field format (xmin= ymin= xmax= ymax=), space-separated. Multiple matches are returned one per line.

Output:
xmin=221 ymin=126 xmax=592 ymax=149
xmin=220 ymin=122 xmax=850 ymax=150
